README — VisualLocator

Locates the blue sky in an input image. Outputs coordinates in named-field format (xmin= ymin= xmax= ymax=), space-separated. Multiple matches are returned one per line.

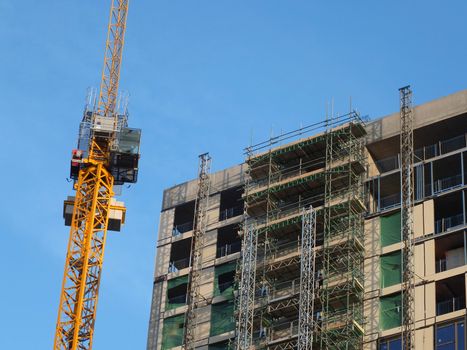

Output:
xmin=1 ymin=0 xmax=467 ymax=348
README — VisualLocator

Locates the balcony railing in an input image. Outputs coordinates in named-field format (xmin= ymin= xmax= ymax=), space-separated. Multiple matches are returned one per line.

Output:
xmin=379 ymin=193 xmax=400 ymax=211
xmin=172 ymin=221 xmax=193 ymax=236
xmin=167 ymin=294 xmax=187 ymax=305
xmin=375 ymin=155 xmax=400 ymax=173
xmin=436 ymin=296 xmax=465 ymax=316
xmin=436 ymin=259 xmax=447 ymax=273
xmin=168 ymin=257 xmax=190 ymax=273
xmin=372 ymin=133 xmax=466 ymax=176
xmin=435 ymin=214 xmax=465 ymax=234
xmin=219 ymin=205 xmax=244 ymax=221
xmin=433 ymin=174 xmax=463 ymax=194
xmin=217 ymin=241 xmax=242 ymax=258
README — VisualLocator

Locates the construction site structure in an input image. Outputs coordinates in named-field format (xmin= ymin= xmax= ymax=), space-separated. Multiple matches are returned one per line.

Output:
xmin=184 ymin=153 xmax=212 ymax=350
xmin=147 ymin=89 xmax=467 ymax=350
xmin=238 ymin=112 xmax=366 ymax=350
xmin=54 ymin=1 xmax=140 ymax=349
xmin=399 ymin=86 xmax=415 ymax=350
xmin=297 ymin=205 xmax=317 ymax=350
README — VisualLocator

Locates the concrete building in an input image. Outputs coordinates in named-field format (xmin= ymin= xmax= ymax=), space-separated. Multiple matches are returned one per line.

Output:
xmin=147 ymin=89 xmax=467 ymax=350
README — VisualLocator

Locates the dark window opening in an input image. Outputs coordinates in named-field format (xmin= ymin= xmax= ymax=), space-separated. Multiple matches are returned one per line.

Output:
xmin=209 ymin=340 xmax=230 ymax=350
xmin=218 ymin=271 xmax=235 ymax=294
xmin=169 ymin=238 xmax=192 ymax=273
xmin=217 ymin=225 xmax=241 ymax=258
xmin=379 ymin=172 xmax=401 ymax=212
xmin=435 ymin=232 xmax=465 ymax=273
xmin=434 ymin=192 xmax=465 ymax=234
xmin=432 ymin=154 xmax=463 ymax=195
xmin=173 ymin=201 xmax=195 ymax=236
xmin=219 ymin=187 xmax=244 ymax=221
xmin=166 ymin=276 xmax=188 ymax=310
xmin=436 ymin=275 xmax=466 ymax=316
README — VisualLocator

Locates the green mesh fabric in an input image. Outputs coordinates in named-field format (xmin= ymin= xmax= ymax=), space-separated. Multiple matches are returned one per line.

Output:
xmin=380 ymin=293 xmax=402 ymax=330
xmin=381 ymin=211 xmax=401 ymax=247
xmin=380 ymin=250 xmax=402 ymax=288
xmin=162 ymin=314 xmax=185 ymax=349
xmin=166 ymin=275 xmax=188 ymax=310
xmin=210 ymin=300 xmax=235 ymax=336
xmin=213 ymin=263 xmax=236 ymax=299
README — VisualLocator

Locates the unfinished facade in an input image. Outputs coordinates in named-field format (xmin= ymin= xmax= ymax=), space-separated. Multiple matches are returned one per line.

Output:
xmin=147 ymin=89 xmax=467 ymax=350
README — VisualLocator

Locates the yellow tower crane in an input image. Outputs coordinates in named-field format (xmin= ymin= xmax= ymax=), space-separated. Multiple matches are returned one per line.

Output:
xmin=54 ymin=1 xmax=140 ymax=349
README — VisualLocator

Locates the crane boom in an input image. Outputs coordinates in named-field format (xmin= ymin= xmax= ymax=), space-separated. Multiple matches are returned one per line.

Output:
xmin=97 ymin=0 xmax=129 ymax=119
xmin=54 ymin=1 xmax=137 ymax=349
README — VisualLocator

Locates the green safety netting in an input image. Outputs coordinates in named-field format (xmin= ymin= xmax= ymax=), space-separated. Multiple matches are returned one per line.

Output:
xmin=213 ymin=263 xmax=236 ymax=299
xmin=380 ymin=250 xmax=402 ymax=288
xmin=380 ymin=293 xmax=402 ymax=330
xmin=381 ymin=211 xmax=401 ymax=247
xmin=166 ymin=275 xmax=188 ymax=310
xmin=162 ymin=314 xmax=185 ymax=350
xmin=210 ymin=300 xmax=235 ymax=336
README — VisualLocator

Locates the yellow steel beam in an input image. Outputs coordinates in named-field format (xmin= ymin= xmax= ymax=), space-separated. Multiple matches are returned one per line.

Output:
xmin=54 ymin=163 xmax=114 ymax=349
xmin=97 ymin=0 xmax=129 ymax=119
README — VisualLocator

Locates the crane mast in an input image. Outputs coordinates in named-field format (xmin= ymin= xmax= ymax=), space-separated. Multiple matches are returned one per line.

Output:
xmin=54 ymin=1 xmax=140 ymax=349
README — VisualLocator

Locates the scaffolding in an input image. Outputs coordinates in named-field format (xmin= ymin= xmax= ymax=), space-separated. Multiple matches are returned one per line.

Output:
xmin=399 ymin=86 xmax=415 ymax=350
xmin=320 ymin=113 xmax=366 ymax=350
xmin=236 ymin=112 xmax=367 ymax=350
xmin=184 ymin=153 xmax=211 ymax=350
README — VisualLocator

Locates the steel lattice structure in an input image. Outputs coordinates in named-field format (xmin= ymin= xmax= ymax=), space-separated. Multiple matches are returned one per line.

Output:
xmin=236 ymin=221 xmax=258 ymax=350
xmin=399 ymin=85 xmax=415 ymax=350
xmin=97 ymin=0 xmax=129 ymax=119
xmin=184 ymin=153 xmax=211 ymax=350
xmin=54 ymin=161 xmax=114 ymax=349
xmin=298 ymin=206 xmax=317 ymax=350
xmin=239 ymin=113 xmax=366 ymax=350
xmin=54 ymin=1 xmax=136 ymax=349
xmin=320 ymin=113 xmax=366 ymax=350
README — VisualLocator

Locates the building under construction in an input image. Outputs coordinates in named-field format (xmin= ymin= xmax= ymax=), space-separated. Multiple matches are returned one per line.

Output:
xmin=147 ymin=89 xmax=467 ymax=350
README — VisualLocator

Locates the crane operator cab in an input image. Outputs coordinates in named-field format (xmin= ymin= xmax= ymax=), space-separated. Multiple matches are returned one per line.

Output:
xmin=66 ymin=112 xmax=141 ymax=232
xmin=69 ymin=116 xmax=141 ymax=185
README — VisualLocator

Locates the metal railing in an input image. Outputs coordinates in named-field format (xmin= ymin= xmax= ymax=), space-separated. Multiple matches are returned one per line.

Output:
xmin=168 ymin=257 xmax=190 ymax=273
xmin=372 ymin=133 xmax=466 ymax=176
xmin=433 ymin=174 xmax=463 ymax=194
xmin=268 ymin=240 xmax=301 ymax=260
xmin=435 ymin=214 xmax=465 ymax=234
xmin=436 ymin=296 xmax=465 ymax=316
xmin=219 ymin=205 xmax=244 ymax=221
xmin=435 ymin=259 xmax=447 ymax=273
xmin=268 ymin=320 xmax=299 ymax=341
xmin=268 ymin=278 xmax=300 ymax=301
xmin=172 ymin=221 xmax=193 ymax=236
xmin=167 ymin=294 xmax=187 ymax=305
xmin=216 ymin=241 xmax=242 ymax=258
xmin=374 ymin=155 xmax=400 ymax=173
xmin=379 ymin=193 xmax=400 ymax=211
